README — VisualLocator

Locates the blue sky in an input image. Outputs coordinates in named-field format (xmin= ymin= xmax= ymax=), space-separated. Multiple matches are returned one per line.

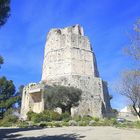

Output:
xmin=0 ymin=0 xmax=140 ymax=110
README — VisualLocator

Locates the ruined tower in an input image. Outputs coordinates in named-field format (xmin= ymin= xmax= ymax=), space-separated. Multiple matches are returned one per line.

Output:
xmin=42 ymin=25 xmax=111 ymax=117
xmin=20 ymin=25 xmax=111 ymax=119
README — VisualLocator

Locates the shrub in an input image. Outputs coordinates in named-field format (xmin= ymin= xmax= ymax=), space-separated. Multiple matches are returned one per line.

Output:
xmin=61 ymin=121 xmax=69 ymax=126
xmin=78 ymin=121 xmax=88 ymax=126
xmin=52 ymin=122 xmax=62 ymax=127
xmin=93 ymin=117 xmax=100 ymax=122
xmin=134 ymin=121 xmax=140 ymax=129
xmin=31 ymin=114 xmax=42 ymax=123
xmin=73 ymin=115 xmax=81 ymax=121
xmin=110 ymin=118 xmax=118 ymax=125
xmin=82 ymin=116 xmax=92 ymax=121
xmin=49 ymin=110 xmax=62 ymax=121
xmin=27 ymin=111 xmax=37 ymax=121
xmin=39 ymin=122 xmax=48 ymax=128
xmin=89 ymin=120 xmax=96 ymax=126
xmin=46 ymin=122 xmax=53 ymax=127
xmin=27 ymin=110 xmax=62 ymax=123
xmin=17 ymin=121 xmax=29 ymax=128
xmin=68 ymin=120 xmax=78 ymax=126
xmin=0 ymin=109 xmax=18 ymax=127
xmin=61 ymin=112 xmax=71 ymax=122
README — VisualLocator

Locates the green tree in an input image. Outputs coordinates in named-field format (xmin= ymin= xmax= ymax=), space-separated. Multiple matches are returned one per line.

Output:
xmin=0 ymin=55 xmax=4 ymax=68
xmin=16 ymin=85 xmax=24 ymax=109
xmin=0 ymin=0 xmax=10 ymax=26
xmin=0 ymin=76 xmax=19 ymax=118
xmin=0 ymin=0 xmax=11 ymax=68
xmin=44 ymin=85 xmax=82 ymax=114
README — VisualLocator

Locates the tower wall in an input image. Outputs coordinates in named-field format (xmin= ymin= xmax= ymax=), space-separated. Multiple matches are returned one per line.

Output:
xmin=41 ymin=25 xmax=111 ymax=117
xmin=21 ymin=25 xmax=111 ymax=119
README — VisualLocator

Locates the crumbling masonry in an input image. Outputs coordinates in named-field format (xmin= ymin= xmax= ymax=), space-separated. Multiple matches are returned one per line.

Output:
xmin=20 ymin=25 xmax=111 ymax=120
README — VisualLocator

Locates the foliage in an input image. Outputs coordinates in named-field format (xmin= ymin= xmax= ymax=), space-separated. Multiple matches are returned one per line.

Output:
xmin=45 ymin=85 xmax=82 ymax=114
xmin=119 ymin=70 xmax=140 ymax=118
xmin=78 ymin=121 xmax=88 ymax=126
xmin=61 ymin=121 xmax=69 ymax=126
xmin=68 ymin=120 xmax=78 ymax=126
xmin=0 ymin=55 xmax=4 ymax=68
xmin=0 ymin=108 xmax=18 ymax=127
xmin=17 ymin=121 xmax=29 ymax=128
xmin=89 ymin=120 xmax=96 ymax=126
xmin=16 ymin=85 xmax=24 ymax=108
xmin=27 ymin=110 xmax=62 ymax=123
xmin=0 ymin=0 xmax=10 ymax=26
xmin=134 ymin=121 xmax=140 ymax=129
xmin=0 ymin=76 xmax=20 ymax=118
xmin=120 ymin=18 xmax=140 ymax=119
xmin=123 ymin=18 xmax=140 ymax=62
xmin=73 ymin=115 xmax=82 ymax=121
xmin=93 ymin=117 xmax=100 ymax=122
xmin=60 ymin=112 xmax=71 ymax=122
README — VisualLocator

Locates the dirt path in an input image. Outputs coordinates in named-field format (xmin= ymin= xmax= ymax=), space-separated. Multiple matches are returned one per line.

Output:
xmin=0 ymin=126 xmax=140 ymax=140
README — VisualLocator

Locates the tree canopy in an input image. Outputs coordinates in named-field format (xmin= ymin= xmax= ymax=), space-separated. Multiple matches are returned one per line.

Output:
xmin=0 ymin=0 xmax=10 ymax=27
xmin=120 ymin=18 xmax=140 ymax=118
xmin=119 ymin=70 xmax=140 ymax=118
xmin=124 ymin=18 xmax=140 ymax=63
xmin=0 ymin=76 xmax=20 ymax=118
xmin=0 ymin=55 xmax=4 ymax=68
xmin=44 ymin=85 xmax=82 ymax=114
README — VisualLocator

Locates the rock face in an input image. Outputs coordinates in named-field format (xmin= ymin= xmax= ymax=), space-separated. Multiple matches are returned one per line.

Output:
xmin=20 ymin=25 xmax=111 ymax=120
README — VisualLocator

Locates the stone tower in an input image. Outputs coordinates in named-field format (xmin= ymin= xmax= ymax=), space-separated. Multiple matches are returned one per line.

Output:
xmin=41 ymin=25 xmax=111 ymax=117
xmin=20 ymin=25 xmax=111 ymax=120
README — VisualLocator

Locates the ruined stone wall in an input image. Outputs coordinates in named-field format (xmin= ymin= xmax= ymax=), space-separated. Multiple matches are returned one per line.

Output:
xmin=42 ymin=25 xmax=99 ymax=82
xmin=20 ymin=83 xmax=44 ymax=120
xmin=41 ymin=25 xmax=111 ymax=117
xmin=21 ymin=25 xmax=111 ymax=119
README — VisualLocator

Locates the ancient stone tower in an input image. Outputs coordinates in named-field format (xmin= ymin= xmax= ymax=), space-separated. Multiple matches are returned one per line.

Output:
xmin=20 ymin=25 xmax=111 ymax=120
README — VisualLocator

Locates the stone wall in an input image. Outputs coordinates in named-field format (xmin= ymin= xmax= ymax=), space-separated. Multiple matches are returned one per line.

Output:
xmin=41 ymin=25 xmax=111 ymax=117
xmin=20 ymin=83 xmax=44 ymax=120
xmin=20 ymin=25 xmax=111 ymax=119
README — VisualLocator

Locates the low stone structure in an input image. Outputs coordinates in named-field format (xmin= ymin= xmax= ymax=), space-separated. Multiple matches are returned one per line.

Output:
xmin=20 ymin=25 xmax=111 ymax=120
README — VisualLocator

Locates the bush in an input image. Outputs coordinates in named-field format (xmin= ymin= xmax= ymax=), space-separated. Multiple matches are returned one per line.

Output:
xmin=110 ymin=118 xmax=118 ymax=125
xmin=89 ymin=120 xmax=96 ymax=126
xmin=61 ymin=112 xmax=71 ymax=122
xmin=39 ymin=122 xmax=48 ymax=128
xmin=46 ymin=122 xmax=53 ymax=127
xmin=27 ymin=111 xmax=37 ymax=121
xmin=51 ymin=122 xmax=62 ymax=127
xmin=82 ymin=116 xmax=92 ymax=122
xmin=73 ymin=115 xmax=81 ymax=121
xmin=93 ymin=117 xmax=100 ymax=122
xmin=61 ymin=121 xmax=69 ymax=126
xmin=18 ymin=121 xmax=29 ymax=128
xmin=78 ymin=121 xmax=88 ymax=126
xmin=134 ymin=121 xmax=140 ymax=129
xmin=49 ymin=110 xmax=62 ymax=121
xmin=68 ymin=120 xmax=78 ymax=126
xmin=27 ymin=110 xmax=62 ymax=123
xmin=0 ymin=109 xmax=18 ymax=127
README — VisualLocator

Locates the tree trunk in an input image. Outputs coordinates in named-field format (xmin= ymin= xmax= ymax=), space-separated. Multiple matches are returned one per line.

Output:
xmin=133 ymin=104 xmax=140 ymax=118
xmin=61 ymin=107 xmax=65 ymax=113
xmin=66 ymin=107 xmax=71 ymax=115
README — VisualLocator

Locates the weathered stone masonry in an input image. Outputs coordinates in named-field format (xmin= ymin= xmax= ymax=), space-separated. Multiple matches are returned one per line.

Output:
xmin=20 ymin=25 xmax=111 ymax=120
